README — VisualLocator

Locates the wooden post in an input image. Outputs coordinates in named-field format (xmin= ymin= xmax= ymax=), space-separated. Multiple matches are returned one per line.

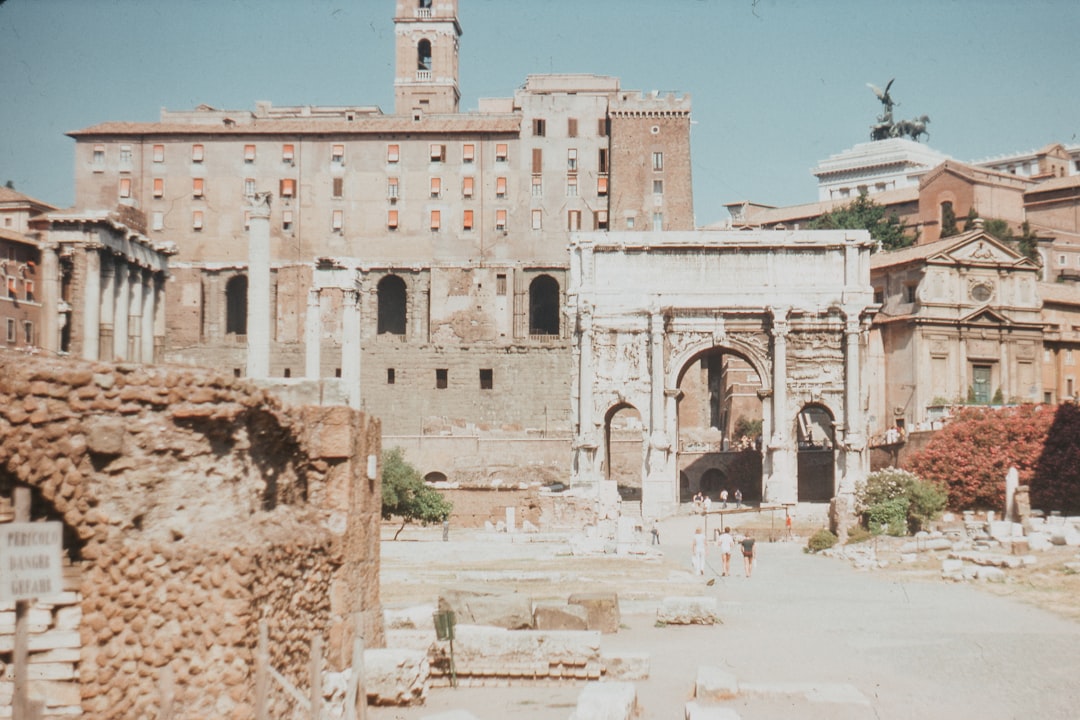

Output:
xmin=13 ymin=487 xmax=31 ymax=720
xmin=255 ymin=621 xmax=269 ymax=720
xmin=345 ymin=613 xmax=366 ymax=720
xmin=309 ymin=634 xmax=323 ymax=720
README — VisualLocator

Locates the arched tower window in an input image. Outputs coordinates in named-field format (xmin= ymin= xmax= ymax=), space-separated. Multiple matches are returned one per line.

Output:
xmin=417 ymin=39 xmax=432 ymax=71
xmin=225 ymin=275 xmax=248 ymax=335
xmin=378 ymin=275 xmax=408 ymax=335
xmin=529 ymin=275 xmax=560 ymax=336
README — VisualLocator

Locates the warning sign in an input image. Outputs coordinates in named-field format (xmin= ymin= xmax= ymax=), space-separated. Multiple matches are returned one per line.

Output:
xmin=0 ymin=521 xmax=63 ymax=602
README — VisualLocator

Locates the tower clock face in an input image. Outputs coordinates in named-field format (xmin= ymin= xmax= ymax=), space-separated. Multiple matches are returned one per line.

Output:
xmin=970 ymin=282 xmax=993 ymax=303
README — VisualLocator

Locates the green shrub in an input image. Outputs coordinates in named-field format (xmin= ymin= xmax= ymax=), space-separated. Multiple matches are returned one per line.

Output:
xmin=856 ymin=467 xmax=947 ymax=536
xmin=807 ymin=528 xmax=838 ymax=552
xmin=844 ymin=524 xmax=873 ymax=544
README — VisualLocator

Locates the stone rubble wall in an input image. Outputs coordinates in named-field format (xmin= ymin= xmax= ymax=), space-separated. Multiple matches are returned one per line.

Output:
xmin=0 ymin=349 xmax=382 ymax=719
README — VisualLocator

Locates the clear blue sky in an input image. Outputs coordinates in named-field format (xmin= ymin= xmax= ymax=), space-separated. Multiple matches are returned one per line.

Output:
xmin=2 ymin=0 xmax=1078 ymax=226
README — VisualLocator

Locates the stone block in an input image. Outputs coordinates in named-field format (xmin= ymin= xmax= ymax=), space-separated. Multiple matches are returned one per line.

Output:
xmin=0 ymin=630 xmax=80 ymax=654
xmin=975 ymin=567 xmax=1006 ymax=583
xmin=438 ymin=589 xmax=534 ymax=629
xmin=940 ymin=558 xmax=964 ymax=574
xmin=570 ymin=681 xmax=638 ymax=720
xmin=568 ymin=592 xmax=621 ymax=634
xmin=657 ymin=596 xmax=718 ymax=625
xmin=385 ymin=604 xmax=438 ymax=630
xmin=695 ymin=665 xmax=739 ymax=701
xmin=29 ymin=679 xmax=81 ymax=707
xmin=448 ymin=625 xmax=600 ymax=668
xmin=83 ymin=416 xmax=125 ymax=455
xmin=601 ymin=652 xmax=649 ymax=681
xmin=685 ymin=702 xmax=743 ymax=720
xmin=534 ymin=603 xmax=589 ymax=631
xmin=301 ymin=405 xmax=355 ymax=459
xmin=364 ymin=648 xmax=429 ymax=706
xmin=2 ymin=662 xmax=75 ymax=681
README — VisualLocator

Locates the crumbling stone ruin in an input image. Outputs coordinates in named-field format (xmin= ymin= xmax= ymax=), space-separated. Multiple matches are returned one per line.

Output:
xmin=0 ymin=349 xmax=382 ymax=718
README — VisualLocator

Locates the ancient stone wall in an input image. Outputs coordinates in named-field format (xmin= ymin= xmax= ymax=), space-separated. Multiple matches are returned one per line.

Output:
xmin=0 ymin=349 xmax=382 ymax=719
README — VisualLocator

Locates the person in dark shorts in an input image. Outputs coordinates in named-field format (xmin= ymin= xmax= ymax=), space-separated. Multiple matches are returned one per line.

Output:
xmin=740 ymin=530 xmax=756 ymax=577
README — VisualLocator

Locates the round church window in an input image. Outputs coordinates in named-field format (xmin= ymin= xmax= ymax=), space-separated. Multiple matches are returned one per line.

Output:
xmin=970 ymin=282 xmax=993 ymax=303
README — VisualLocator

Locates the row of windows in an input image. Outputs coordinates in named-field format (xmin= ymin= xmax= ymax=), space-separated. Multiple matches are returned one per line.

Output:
xmin=384 ymin=367 xmax=495 ymax=390
xmin=95 ymin=142 xmax=515 ymax=169
xmin=4 ymin=276 xmax=35 ymax=302
xmin=532 ymin=117 xmax=609 ymax=138
xmin=5 ymin=318 xmax=33 ymax=344
xmin=135 ymin=172 xmax=624 ymax=203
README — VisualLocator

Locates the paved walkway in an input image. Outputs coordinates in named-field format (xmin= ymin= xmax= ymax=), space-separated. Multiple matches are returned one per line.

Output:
xmin=371 ymin=512 xmax=1080 ymax=719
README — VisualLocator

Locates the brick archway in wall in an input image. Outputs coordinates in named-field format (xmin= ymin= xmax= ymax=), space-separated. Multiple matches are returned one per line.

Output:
xmin=0 ymin=349 xmax=382 ymax=719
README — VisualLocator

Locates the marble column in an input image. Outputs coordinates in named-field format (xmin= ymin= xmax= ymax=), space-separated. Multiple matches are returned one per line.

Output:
xmin=840 ymin=316 xmax=865 ymax=495
xmin=39 ymin=242 xmax=60 ymax=355
xmin=767 ymin=308 xmax=795 ymax=504
xmin=153 ymin=274 xmax=165 ymax=363
xmin=341 ymin=288 xmax=362 ymax=409
xmin=127 ymin=265 xmax=142 ymax=362
xmin=99 ymin=257 xmax=115 ymax=361
xmin=113 ymin=262 xmax=130 ymax=361
xmin=305 ymin=288 xmax=321 ymax=379
xmin=573 ymin=302 xmax=598 ymax=486
xmin=81 ymin=246 xmax=102 ymax=361
xmin=246 ymin=193 xmax=272 ymax=379
xmin=140 ymin=269 xmax=156 ymax=363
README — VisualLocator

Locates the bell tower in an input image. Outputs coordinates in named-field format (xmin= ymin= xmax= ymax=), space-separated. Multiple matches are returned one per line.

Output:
xmin=394 ymin=0 xmax=461 ymax=116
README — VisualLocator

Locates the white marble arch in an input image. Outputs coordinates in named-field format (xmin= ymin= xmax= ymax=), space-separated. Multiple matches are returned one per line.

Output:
xmin=567 ymin=229 xmax=878 ymax=523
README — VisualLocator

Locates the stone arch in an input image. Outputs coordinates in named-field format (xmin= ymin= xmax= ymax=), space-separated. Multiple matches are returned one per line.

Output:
xmin=603 ymin=402 xmax=644 ymax=499
xmin=424 ymin=470 xmax=448 ymax=484
xmin=417 ymin=38 xmax=432 ymax=71
xmin=796 ymin=402 xmax=837 ymax=503
xmin=377 ymin=274 xmax=408 ymax=335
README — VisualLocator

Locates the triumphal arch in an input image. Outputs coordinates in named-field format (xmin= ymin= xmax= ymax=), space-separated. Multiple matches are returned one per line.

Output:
xmin=567 ymin=229 xmax=877 ymax=521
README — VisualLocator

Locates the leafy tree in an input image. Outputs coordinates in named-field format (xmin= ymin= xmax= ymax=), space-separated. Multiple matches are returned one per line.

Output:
xmin=940 ymin=202 xmax=958 ymax=238
xmin=3 ymin=180 xmax=14 ymax=190
xmin=381 ymin=447 xmax=452 ymax=540
xmin=1031 ymin=403 xmax=1080 ymax=514
xmin=979 ymin=218 xmax=1040 ymax=263
xmin=907 ymin=405 xmax=1054 ymax=511
xmin=962 ymin=206 xmax=979 ymax=232
xmin=808 ymin=192 xmax=916 ymax=252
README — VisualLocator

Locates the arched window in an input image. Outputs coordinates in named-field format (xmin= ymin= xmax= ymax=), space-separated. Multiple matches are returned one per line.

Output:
xmin=377 ymin=275 xmax=408 ymax=335
xmin=529 ymin=275 xmax=560 ymax=336
xmin=225 ymin=275 xmax=248 ymax=335
xmin=417 ymin=39 xmax=432 ymax=71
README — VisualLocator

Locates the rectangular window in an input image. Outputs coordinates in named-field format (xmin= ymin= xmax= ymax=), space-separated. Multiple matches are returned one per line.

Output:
xmin=567 ymin=118 xmax=578 ymax=137
xmin=531 ymin=175 xmax=543 ymax=197
xmin=653 ymin=179 xmax=663 ymax=195
xmin=626 ymin=216 xmax=635 ymax=229
xmin=282 ymin=144 xmax=295 ymax=163
xmin=532 ymin=209 xmax=542 ymax=230
xmin=387 ymin=209 xmax=399 ymax=230
xmin=153 ymin=144 xmax=164 ymax=163
xmin=480 ymin=368 xmax=493 ymax=390
xmin=496 ymin=274 xmax=507 ymax=296
xmin=430 ymin=210 xmax=441 ymax=230
xmin=153 ymin=178 xmax=164 ymax=198
xmin=566 ymin=176 xmax=578 ymax=197
xmin=1067 ymin=349 xmax=1075 ymax=366
xmin=282 ymin=210 xmax=293 ymax=231
xmin=387 ymin=177 xmax=399 ymax=199
xmin=905 ymin=285 xmax=917 ymax=303
xmin=119 ymin=178 xmax=132 ymax=198
xmin=495 ymin=143 xmax=508 ymax=163
xmin=568 ymin=210 xmax=581 ymax=231
xmin=192 ymin=144 xmax=204 ymax=163
xmin=533 ymin=118 xmax=546 ymax=136
xmin=152 ymin=211 xmax=164 ymax=231
xmin=6 ymin=318 xmax=14 ymax=342
xmin=532 ymin=148 xmax=542 ymax=174
xmin=1060 ymin=255 xmax=1068 ymax=266
xmin=243 ymin=211 xmax=251 ymax=230
xmin=192 ymin=210 xmax=204 ymax=230
xmin=436 ymin=368 xmax=448 ymax=389
xmin=430 ymin=177 xmax=441 ymax=198
xmin=462 ymin=176 xmax=474 ymax=198
xmin=332 ymin=209 xmax=343 ymax=231
xmin=244 ymin=144 xmax=256 ymax=162
xmin=333 ymin=177 xmax=344 ymax=198
xmin=244 ymin=177 xmax=256 ymax=196
xmin=462 ymin=144 xmax=475 ymax=163
xmin=22 ymin=320 xmax=32 ymax=345
xmin=595 ymin=209 xmax=609 ymax=230
xmin=280 ymin=178 xmax=296 ymax=197
xmin=598 ymin=148 xmax=609 ymax=173
xmin=23 ymin=280 xmax=34 ymax=302
xmin=331 ymin=144 xmax=345 ymax=164
xmin=496 ymin=176 xmax=507 ymax=197
xmin=193 ymin=177 xmax=204 ymax=198
xmin=597 ymin=177 xmax=608 ymax=196
xmin=6 ymin=278 xmax=14 ymax=299
xmin=92 ymin=144 xmax=105 ymax=169
xmin=567 ymin=148 xmax=577 ymax=172
xmin=598 ymin=118 xmax=609 ymax=136
xmin=495 ymin=209 xmax=507 ymax=230
xmin=463 ymin=209 xmax=474 ymax=231
xmin=430 ymin=143 xmax=445 ymax=162
xmin=652 ymin=152 xmax=663 ymax=171
xmin=387 ymin=368 xmax=395 ymax=385
xmin=119 ymin=145 xmax=132 ymax=166
xmin=652 ymin=212 xmax=663 ymax=231
xmin=387 ymin=144 xmax=400 ymax=163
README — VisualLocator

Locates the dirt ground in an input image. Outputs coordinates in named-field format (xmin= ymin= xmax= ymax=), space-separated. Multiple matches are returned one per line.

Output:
xmin=369 ymin=508 xmax=1080 ymax=720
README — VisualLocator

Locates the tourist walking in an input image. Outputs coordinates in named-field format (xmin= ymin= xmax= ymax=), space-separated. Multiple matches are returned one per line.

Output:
xmin=691 ymin=527 xmax=707 ymax=576
xmin=703 ymin=495 xmax=712 ymax=515
xmin=734 ymin=488 xmax=743 ymax=508
xmin=720 ymin=489 xmax=729 ymax=508
xmin=740 ymin=530 xmax=756 ymax=577
xmin=650 ymin=519 xmax=660 ymax=545
xmin=716 ymin=526 xmax=735 ymax=576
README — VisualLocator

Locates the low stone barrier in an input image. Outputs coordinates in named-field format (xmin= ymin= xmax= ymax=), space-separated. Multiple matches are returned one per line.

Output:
xmin=657 ymin=597 xmax=719 ymax=625
xmin=429 ymin=625 xmax=602 ymax=686
xmin=569 ymin=681 xmax=638 ymax=720
xmin=568 ymin=592 xmax=621 ymax=634
xmin=365 ymin=648 xmax=429 ymax=706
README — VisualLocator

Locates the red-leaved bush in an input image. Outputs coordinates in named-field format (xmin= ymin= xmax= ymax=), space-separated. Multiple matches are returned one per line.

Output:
xmin=1031 ymin=403 xmax=1080 ymax=514
xmin=906 ymin=405 xmax=1054 ymax=511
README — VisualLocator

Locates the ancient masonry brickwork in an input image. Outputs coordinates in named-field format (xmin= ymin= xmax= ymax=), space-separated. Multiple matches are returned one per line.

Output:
xmin=0 ymin=349 xmax=382 ymax=719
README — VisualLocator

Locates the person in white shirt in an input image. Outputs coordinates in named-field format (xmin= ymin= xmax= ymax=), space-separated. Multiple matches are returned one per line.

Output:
xmin=716 ymin=526 xmax=735 ymax=577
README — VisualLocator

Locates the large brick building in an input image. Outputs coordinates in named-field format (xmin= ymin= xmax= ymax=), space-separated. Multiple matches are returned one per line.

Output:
xmin=65 ymin=0 xmax=695 ymax=484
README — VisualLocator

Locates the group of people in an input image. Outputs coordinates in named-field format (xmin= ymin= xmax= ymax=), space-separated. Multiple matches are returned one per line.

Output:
xmin=692 ymin=488 xmax=742 ymax=514
xmin=691 ymin=525 xmax=756 ymax=578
